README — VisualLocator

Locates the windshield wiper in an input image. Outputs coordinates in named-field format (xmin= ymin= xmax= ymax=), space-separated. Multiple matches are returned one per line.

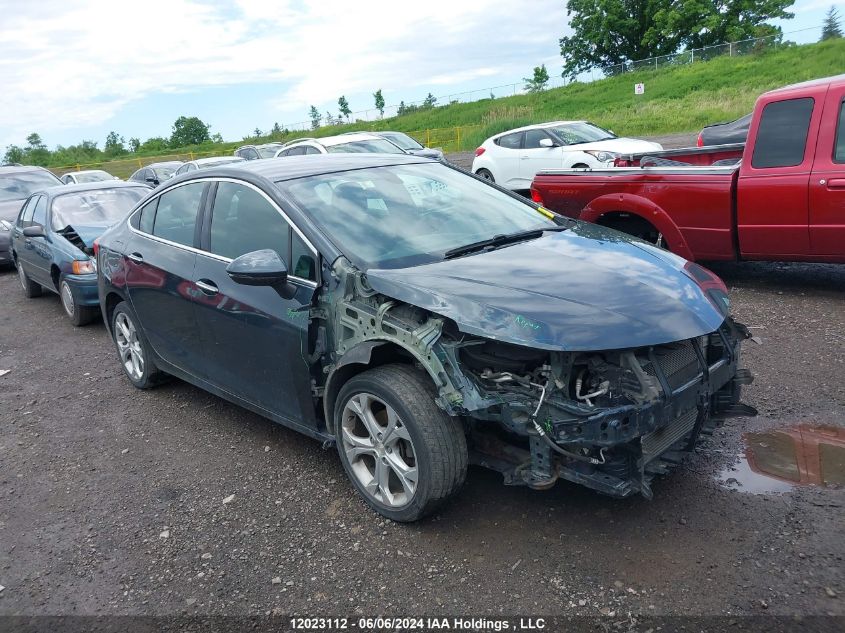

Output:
xmin=443 ymin=226 xmax=568 ymax=260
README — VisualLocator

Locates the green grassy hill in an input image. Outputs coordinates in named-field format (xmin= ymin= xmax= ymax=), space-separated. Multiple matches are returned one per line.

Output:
xmin=64 ymin=38 xmax=845 ymax=177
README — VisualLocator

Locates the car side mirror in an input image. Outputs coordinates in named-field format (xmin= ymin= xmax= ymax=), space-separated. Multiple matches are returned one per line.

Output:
xmin=539 ymin=138 xmax=556 ymax=148
xmin=23 ymin=225 xmax=46 ymax=238
xmin=227 ymin=249 xmax=296 ymax=297
xmin=145 ymin=176 xmax=159 ymax=186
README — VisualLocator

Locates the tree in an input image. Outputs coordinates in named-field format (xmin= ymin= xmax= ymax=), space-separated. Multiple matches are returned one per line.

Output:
xmin=104 ymin=131 xmax=126 ymax=157
xmin=373 ymin=89 xmax=385 ymax=117
xmin=397 ymin=101 xmax=407 ymax=116
xmin=140 ymin=137 xmax=169 ymax=152
xmin=325 ymin=111 xmax=337 ymax=126
xmin=523 ymin=64 xmax=550 ymax=93
xmin=649 ymin=0 xmax=795 ymax=51
xmin=822 ymin=5 xmax=843 ymax=40
xmin=309 ymin=105 xmax=321 ymax=130
xmin=128 ymin=137 xmax=141 ymax=152
xmin=170 ymin=116 xmax=211 ymax=147
xmin=3 ymin=145 xmax=24 ymax=164
xmin=422 ymin=93 xmax=437 ymax=108
xmin=338 ymin=96 xmax=351 ymax=121
xmin=271 ymin=122 xmax=282 ymax=136
xmin=559 ymin=0 xmax=794 ymax=79
xmin=25 ymin=133 xmax=50 ymax=166
xmin=211 ymin=133 xmax=224 ymax=143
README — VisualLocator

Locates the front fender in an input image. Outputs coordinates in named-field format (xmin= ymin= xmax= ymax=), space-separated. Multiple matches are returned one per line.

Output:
xmin=581 ymin=193 xmax=694 ymax=261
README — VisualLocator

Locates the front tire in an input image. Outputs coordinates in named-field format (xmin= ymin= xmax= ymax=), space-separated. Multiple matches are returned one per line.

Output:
xmin=111 ymin=301 xmax=167 ymax=389
xmin=60 ymin=279 xmax=97 ymax=326
xmin=334 ymin=364 xmax=467 ymax=522
xmin=16 ymin=260 xmax=42 ymax=298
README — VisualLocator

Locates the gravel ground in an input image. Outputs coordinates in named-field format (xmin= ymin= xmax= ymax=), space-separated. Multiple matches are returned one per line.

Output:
xmin=0 ymin=261 xmax=843 ymax=620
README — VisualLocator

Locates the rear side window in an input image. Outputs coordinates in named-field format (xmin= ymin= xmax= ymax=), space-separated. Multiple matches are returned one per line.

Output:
xmin=209 ymin=181 xmax=291 ymax=261
xmin=751 ymin=97 xmax=814 ymax=169
xmin=152 ymin=182 xmax=205 ymax=247
xmin=835 ymin=99 xmax=845 ymax=163
xmin=138 ymin=198 xmax=158 ymax=233
xmin=495 ymin=132 xmax=522 ymax=149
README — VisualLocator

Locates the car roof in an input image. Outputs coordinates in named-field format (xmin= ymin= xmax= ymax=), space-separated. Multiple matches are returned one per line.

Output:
xmin=764 ymin=73 xmax=845 ymax=97
xmin=287 ymin=132 xmax=385 ymax=148
xmin=144 ymin=161 xmax=183 ymax=170
xmin=70 ymin=169 xmax=112 ymax=175
xmin=42 ymin=180 xmax=149 ymax=201
xmin=174 ymin=153 xmax=433 ymax=184
xmin=237 ymin=142 xmax=283 ymax=150
xmin=490 ymin=120 xmax=586 ymax=138
xmin=0 ymin=164 xmax=58 ymax=176
xmin=192 ymin=156 xmax=245 ymax=166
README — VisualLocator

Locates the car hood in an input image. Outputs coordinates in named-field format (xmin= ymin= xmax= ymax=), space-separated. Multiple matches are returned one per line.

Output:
xmin=0 ymin=199 xmax=25 ymax=222
xmin=365 ymin=223 xmax=725 ymax=351
xmin=58 ymin=223 xmax=113 ymax=248
xmin=568 ymin=137 xmax=663 ymax=153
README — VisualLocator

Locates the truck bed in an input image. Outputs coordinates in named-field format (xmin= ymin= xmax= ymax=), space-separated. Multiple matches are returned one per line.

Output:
xmin=613 ymin=143 xmax=745 ymax=167
xmin=532 ymin=165 xmax=740 ymax=261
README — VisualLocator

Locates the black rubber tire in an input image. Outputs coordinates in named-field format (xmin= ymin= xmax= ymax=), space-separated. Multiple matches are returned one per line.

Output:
xmin=111 ymin=301 xmax=167 ymax=389
xmin=60 ymin=279 xmax=98 ymax=326
xmin=571 ymin=163 xmax=590 ymax=169
xmin=334 ymin=364 xmax=468 ymax=522
xmin=476 ymin=168 xmax=495 ymax=183
xmin=16 ymin=260 xmax=42 ymax=298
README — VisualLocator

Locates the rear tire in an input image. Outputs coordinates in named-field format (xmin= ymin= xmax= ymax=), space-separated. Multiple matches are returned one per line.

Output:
xmin=16 ymin=260 xmax=42 ymax=298
xmin=334 ymin=364 xmax=467 ymax=522
xmin=476 ymin=168 xmax=495 ymax=183
xmin=111 ymin=301 xmax=167 ymax=389
xmin=60 ymin=279 xmax=97 ymax=326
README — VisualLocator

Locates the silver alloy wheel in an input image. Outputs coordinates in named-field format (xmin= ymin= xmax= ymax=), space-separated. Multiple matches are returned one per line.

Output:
xmin=17 ymin=262 xmax=27 ymax=291
xmin=60 ymin=281 xmax=75 ymax=317
xmin=479 ymin=170 xmax=493 ymax=181
xmin=341 ymin=392 xmax=418 ymax=507
xmin=114 ymin=312 xmax=144 ymax=380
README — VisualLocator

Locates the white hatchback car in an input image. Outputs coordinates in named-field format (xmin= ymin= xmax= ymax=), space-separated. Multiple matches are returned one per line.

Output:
xmin=471 ymin=121 xmax=663 ymax=191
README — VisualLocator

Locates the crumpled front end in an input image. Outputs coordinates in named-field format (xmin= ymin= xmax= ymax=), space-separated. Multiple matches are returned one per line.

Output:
xmin=318 ymin=259 xmax=755 ymax=500
xmin=445 ymin=319 xmax=755 ymax=498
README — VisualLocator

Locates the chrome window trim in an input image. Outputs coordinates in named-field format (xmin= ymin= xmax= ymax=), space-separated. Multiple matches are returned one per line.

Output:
xmin=126 ymin=176 xmax=320 ymax=288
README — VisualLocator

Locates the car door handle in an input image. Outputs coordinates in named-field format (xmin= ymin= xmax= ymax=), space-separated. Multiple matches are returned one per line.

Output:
xmin=195 ymin=279 xmax=219 ymax=296
xmin=826 ymin=178 xmax=845 ymax=189
xmin=127 ymin=252 xmax=144 ymax=264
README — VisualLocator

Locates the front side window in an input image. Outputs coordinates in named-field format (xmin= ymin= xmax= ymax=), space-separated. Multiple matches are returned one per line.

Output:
xmin=152 ymin=182 xmax=205 ymax=247
xmin=835 ymin=99 xmax=845 ymax=163
xmin=524 ymin=129 xmax=552 ymax=149
xmin=32 ymin=195 xmax=48 ymax=227
xmin=291 ymin=231 xmax=317 ymax=281
xmin=751 ymin=97 xmax=814 ymax=169
xmin=279 ymin=162 xmax=558 ymax=270
xmin=209 ymin=181 xmax=291 ymax=261
xmin=495 ymin=132 xmax=522 ymax=149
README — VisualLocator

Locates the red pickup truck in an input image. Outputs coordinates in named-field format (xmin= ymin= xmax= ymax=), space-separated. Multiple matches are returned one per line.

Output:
xmin=531 ymin=74 xmax=845 ymax=263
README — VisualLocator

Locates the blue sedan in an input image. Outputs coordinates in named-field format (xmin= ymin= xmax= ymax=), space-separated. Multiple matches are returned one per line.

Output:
xmin=11 ymin=181 xmax=149 ymax=325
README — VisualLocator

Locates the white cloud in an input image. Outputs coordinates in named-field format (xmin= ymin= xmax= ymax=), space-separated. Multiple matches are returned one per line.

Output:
xmin=0 ymin=0 xmax=563 ymax=146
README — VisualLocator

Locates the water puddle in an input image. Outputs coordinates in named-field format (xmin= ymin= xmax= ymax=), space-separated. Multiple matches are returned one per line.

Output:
xmin=718 ymin=424 xmax=845 ymax=494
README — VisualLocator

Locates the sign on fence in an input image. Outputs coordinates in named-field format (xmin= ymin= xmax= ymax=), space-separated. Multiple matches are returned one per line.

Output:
xmin=634 ymin=83 xmax=645 ymax=95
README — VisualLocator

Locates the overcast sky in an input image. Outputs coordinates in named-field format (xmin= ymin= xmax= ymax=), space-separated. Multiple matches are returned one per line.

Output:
xmin=0 ymin=0 xmax=839 ymax=151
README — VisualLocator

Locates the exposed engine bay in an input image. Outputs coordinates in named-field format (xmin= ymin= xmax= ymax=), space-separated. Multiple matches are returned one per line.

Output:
xmin=315 ymin=258 xmax=756 ymax=499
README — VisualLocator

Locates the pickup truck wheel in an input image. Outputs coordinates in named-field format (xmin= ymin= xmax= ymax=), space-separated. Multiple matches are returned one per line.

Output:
xmin=335 ymin=364 xmax=467 ymax=522
xmin=476 ymin=169 xmax=495 ymax=183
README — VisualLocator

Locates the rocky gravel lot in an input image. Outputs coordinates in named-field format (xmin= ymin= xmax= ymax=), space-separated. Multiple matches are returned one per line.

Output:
xmin=0 ymin=260 xmax=843 ymax=622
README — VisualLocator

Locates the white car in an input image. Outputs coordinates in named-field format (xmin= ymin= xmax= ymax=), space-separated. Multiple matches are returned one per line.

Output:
xmin=274 ymin=133 xmax=406 ymax=157
xmin=173 ymin=156 xmax=246 ymax=176
xmin=471 ymin=121 xmax=663 ymax=191
xmin=61 ymin=169 xmax=120 ymax=184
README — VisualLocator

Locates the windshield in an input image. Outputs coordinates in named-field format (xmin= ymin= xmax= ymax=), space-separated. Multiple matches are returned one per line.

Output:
xmin=278 ymin=163 xmax=559 ymax=269
xmin=0 ymin=171 xmax=60 ymax=202
xmin=257 ymin=144 xmax=283 ymax=158
xmin=154 ymin=166 xmax=177 ymax=180
xmin=381 ymin=133 xmax=423 ymax=151
xmin=51 ymin=187 xmax=148 ymax=230
xmin=75 ymin=171 xmax=113 ymax=183
xmin=326 ymin=139 xmax=406 ymax=154
xmin=548 ymin=122 xmax=616 ymax=145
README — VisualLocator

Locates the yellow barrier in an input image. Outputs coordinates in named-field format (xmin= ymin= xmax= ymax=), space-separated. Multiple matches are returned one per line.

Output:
xmin=406 ymin=125 xmax=481 ymax=153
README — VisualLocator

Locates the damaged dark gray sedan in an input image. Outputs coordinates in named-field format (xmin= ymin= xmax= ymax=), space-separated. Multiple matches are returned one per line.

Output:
xmin=96 ymin=154 xmax=754 ymax=521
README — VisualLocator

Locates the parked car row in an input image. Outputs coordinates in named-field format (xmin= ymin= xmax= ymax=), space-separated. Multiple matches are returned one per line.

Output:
xmin=4 ymin=146 xmax=755 ymax=522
